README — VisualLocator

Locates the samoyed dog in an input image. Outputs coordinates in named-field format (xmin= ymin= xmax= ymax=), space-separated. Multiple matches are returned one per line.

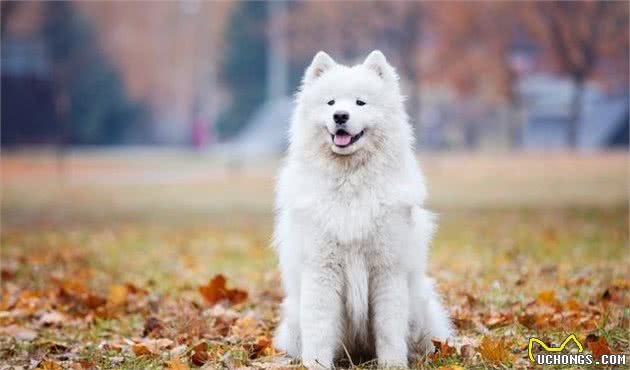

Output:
xmin=273 ymin=50 xmax=452 ymax=368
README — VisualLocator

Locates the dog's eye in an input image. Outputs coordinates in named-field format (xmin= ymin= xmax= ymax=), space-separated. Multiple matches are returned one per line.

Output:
xmin=327 ymin=100 xmax=335 ymax=106
xmin=356 ymin=99 xmax=366 ymax=106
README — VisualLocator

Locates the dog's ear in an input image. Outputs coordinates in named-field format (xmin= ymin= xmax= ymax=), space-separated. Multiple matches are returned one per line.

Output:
xmin=363 ymin=50 xmax=397 ymax=82
xmin=304 ymin=51 xmax=336 ymax=85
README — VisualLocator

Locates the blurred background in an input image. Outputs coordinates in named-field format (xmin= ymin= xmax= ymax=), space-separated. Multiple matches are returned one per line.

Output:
xmin=2 ymin=0 xmax=628 ymax=231
xmin=2 ymin=0 xmax=628 ymax=152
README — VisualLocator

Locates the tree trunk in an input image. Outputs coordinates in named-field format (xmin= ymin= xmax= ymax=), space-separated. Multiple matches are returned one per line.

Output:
xmin=509 ymin=106 xmax=525 ymax=150
xmin=568 ymin=75 xmax=584 ymax=149
xmin=464 ymin=119 xmax=479 ymax=150
xmin=398 ymin=3 xmax=423 ymax=144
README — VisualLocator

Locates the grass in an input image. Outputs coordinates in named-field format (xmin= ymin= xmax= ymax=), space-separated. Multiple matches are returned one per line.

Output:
xmin=0 ymin=150 xmax=628 ymax=369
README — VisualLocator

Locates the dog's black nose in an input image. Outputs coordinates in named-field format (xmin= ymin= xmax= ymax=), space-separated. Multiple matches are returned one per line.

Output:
xmin=333 ymin=111 xmax=349 ymax=125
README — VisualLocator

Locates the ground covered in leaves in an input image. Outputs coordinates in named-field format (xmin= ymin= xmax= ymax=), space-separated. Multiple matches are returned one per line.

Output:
xmin=1 ymin=152 xmax=628 ymax=369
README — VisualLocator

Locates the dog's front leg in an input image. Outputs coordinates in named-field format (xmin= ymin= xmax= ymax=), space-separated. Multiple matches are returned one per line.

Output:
xmin=373 ymin=271 xmax=409 ymax=368
xmin=300 ymin=264 xmax=342 ymax=369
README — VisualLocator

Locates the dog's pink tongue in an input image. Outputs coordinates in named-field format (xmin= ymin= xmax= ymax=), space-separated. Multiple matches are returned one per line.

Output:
xmin=334 ymin=133 xmax=352 ymax=146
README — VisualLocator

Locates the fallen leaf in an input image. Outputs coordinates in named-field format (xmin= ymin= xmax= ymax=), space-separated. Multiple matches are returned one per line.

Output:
xmin=213 ymin=315 xmax=236 ymax=337
xmin=107 ymin=284 xmax=129 ymax=306
xmin=73 ymin=359 xmax=96 ymax=370
xmin=84 ymin=294 xmax=107 ymax=310
xmin=585 ymin=334 xmax=612 ymax=360
xmin=190 ymin=342 xmax=209 ymax=366
xmin=198 ymin=274 xmax=248 ymax=305
xmin=451 ymin=309 xmax=475 ymax=330
xmin=167 ymin=358 xmax=190 ymax=370
xmin=59 ymin=279 xmax=88 ymax=296
xmin=250 ymin=336 xmax=273 ymax=358
xmin=1 ymin=267 xmax=16 ymax=280
xmin=231 ymin=315 xmax=259 ymax=338
xmin=483 ymin=312 xmax=513 ymax=328
xmin=536 ymin=290 xmax=559 ymax=306
xmin=40 ymin=340 xmax=69 ymax=354
xmin=478 ymin=336 xmax=511 ymax=364
xmin=142 ymin=317 xmax=162 ymax=337
xmin=124 ymin=282 xmax=145 ymax=295
xmin=564 ymin=298 xmax=581 ymax=311
xmin=460 ymin=344 xmax=474 ymax=360
xmin=131 ymin=343 xmax=153 ymax=357
xmin=37 ymin=361 xmax=62 ymax=370
xmin=430 ymin=338 xmax=455 ymax=360
xmin=601 ymin=286 xmax=624 ymax=303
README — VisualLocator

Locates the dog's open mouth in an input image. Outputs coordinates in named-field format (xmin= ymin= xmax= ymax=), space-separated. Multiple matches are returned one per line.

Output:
xmin=332 ymin=129 xmax=364 ymax=148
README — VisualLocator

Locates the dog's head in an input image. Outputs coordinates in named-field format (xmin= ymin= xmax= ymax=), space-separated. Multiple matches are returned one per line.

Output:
xmin=291 ymin=50 xmax=411 ymax=163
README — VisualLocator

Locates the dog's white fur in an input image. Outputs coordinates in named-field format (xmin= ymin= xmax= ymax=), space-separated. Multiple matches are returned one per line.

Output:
xmin=273 ymin=50 xmax=452 ymax=368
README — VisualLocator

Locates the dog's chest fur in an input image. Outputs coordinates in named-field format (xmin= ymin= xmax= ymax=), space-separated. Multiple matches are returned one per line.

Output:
xmin=282 ymin=161 xmax=409 ymax=246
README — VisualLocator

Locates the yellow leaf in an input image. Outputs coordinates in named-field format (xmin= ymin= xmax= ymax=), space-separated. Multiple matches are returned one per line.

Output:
xmin=107 ymin=284 xmax=128 ymax=305
xmin=478 ymin=336 xmax=511 ymax=364
xmin=131 ymin=343 xmax=153 ymax=357
xmin=38 ymin=361 xmax=62 ymax=370
xmin=167 ymin=358 xmax=190 ymax=370
xmin=536 ymin=290 xmax=557 ymax=305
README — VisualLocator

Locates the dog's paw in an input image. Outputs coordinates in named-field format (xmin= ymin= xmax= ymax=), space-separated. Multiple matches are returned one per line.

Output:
xmin=273 ymin=321 xmax=300 ymax=357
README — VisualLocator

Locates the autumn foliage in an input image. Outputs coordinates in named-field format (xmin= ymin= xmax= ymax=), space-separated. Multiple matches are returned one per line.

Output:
xmin=1 ymin=154 xmax=628 ymax=369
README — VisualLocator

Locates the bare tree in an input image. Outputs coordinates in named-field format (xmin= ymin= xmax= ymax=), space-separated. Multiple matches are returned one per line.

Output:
xmin=426 ymin=2 xmax=524 ymax=149
xmin=524 ymin=1 xmax=629 ymax=147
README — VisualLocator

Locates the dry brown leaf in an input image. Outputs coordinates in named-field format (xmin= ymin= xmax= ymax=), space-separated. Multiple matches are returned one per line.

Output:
xmin=601 ymin=286 xmax=625 ymax=304
xmin=84 ymin=294 xmax=107 ymax=310
xmin=167 ymin=358 xmax=190 ymax=370
xmin=142 ymin=316 xmax=163 ymax=337
xmin=460 ymin=344 xmax=474 ymax=360
xmin=198 ymin=274 xmax=248 ymax=305
xmin=73 ymin=359 xmax=96 ymax=370
xmin=190 ymin=342 xmax=209 ymax=366
xmin=478 ymin=336 xmax=511 ymax=364
xmin=436 ymin=366 xmax=465 ymax=370
xmin=131 ymin=343 xmax=153 ymax=357
xmin=40 ymin=340 xmax=69 ymax=354
xmin=250 ymin=335 xmax=274 ymax=358
xmin=536 ymin=290 xmax=559 ymax=306
xmin=59 ymin=279 xmax=89 ymax=296
xmin=192 ymin=341 xmax=209 ymax=353
xmin=124 ymin=282 xmax=145 ymax=295
xmin=213 ymin=315 xmax=236 ymax=337
xmin=430 ymin=338 xmax=456 ymax=360
xmin=585 ymin=334 xmax=612 ymax=360
xmin=563 ymin=298 xmax=581 ymax=311
xmin=483 ymin=312 xmax=513 ymax=328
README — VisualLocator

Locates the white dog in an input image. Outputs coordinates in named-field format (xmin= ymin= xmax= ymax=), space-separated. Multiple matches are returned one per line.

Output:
xmin=273 ymin=50 xmax=452 ymax=368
